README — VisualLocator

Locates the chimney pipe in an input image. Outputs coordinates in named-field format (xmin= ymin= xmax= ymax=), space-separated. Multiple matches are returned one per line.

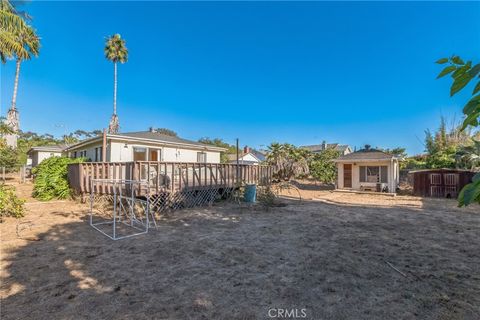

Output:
xmin=244 ymin=146 xmax=250 ymax=154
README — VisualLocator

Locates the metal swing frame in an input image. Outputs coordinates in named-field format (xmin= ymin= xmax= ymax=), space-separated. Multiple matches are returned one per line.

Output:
xmin=89 ymin=179 xmax=156 ymax=240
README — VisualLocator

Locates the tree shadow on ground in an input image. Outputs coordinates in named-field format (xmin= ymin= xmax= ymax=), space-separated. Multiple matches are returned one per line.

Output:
xmin=289 ymin=180 xmax=335 ymax=191
xmin=1 ymin=199 xmax=480 ymax=320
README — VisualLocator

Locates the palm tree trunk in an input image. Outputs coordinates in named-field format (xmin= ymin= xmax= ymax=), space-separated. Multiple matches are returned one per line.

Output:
xmin=5 ymin=59 xmax=21 ymax=147
xmin=113 ymin=61 xmax=117 ymax=115
xmin=11 ymin=58 xmax=21 ymax=111
xmin=108 ymin=62 xmax=119 ymax=134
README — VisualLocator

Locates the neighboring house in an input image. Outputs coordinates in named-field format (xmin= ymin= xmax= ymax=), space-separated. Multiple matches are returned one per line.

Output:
xmin=27 ymin=145 xmax=66 ymax=167
xmin=301 ymin=142 xmax=352 ymax=155
xmin=334 ymin=147 xmax=400 ymax=193
xmin=227 ymin=146 xmax=266 ymax=165
xmin=65 ymin=130 xmax=226 ymax=163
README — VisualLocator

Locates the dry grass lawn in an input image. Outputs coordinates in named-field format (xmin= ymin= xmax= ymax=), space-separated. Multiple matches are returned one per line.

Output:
xmin=1 ymin=181 xmax=479 ymax=319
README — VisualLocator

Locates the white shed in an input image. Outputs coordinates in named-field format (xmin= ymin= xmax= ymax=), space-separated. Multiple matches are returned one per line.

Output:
xmin=334 ymin=147 xmax=400 ymax=193
xmin=27 ymin=145 xmax=66 ymax=167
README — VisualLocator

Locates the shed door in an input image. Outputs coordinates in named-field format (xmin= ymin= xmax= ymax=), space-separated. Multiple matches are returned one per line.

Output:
xmin=444 ymin=173 xmax=459 ymax=198
xmin=344 ymin=164 xmax=352 ymax=188
xmin=429 ymin=173 xmax=443 ymax=197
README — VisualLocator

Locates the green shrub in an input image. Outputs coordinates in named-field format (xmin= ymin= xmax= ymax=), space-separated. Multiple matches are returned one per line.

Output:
xmin=0 ymin=144 xmax=20 ymax=171
xmin=32 ymin=156 xmax=84 ymax=201
xmin=0 ymin=184 xmax=25 ymax=221
xmin=308 ymin=148 xmax=340 ymax=184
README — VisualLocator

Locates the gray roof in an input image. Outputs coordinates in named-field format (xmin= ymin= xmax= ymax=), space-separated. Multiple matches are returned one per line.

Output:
xmin=66 ymin=131 xmax=227 ymax=152
xmin=301 ymin=143 xmax=350 ymax=153
xmin=118 ymin=131 xmax=209 ymax=147
xmin=335 ymin=148 xmax=397 ymax=161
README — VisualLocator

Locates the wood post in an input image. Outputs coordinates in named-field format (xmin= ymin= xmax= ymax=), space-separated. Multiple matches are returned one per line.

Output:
xmin=102 ymin=129 xmax=107 ymax=162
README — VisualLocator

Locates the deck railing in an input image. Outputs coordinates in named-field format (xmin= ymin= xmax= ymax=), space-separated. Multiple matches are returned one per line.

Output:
xmin=68 ymin=161 xmax=274 ymax=196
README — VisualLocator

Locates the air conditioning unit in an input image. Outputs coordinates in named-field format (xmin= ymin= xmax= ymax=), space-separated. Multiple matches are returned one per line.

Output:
xmin=376 ymin=183 xmax=388 ymax=193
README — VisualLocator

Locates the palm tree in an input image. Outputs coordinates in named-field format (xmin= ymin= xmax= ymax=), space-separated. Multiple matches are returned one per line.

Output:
xmin=5 ymin=24 xmax=39 ymax=147
xmin=104 ymin=34 xmax=128 ymax=134
xmin=0 ymin=1 xmax=40 ymax=147
xmin=266 ymin=143 xmax=310 ymax=180
xmin=0 ymin=0 xmax=26 ymax=63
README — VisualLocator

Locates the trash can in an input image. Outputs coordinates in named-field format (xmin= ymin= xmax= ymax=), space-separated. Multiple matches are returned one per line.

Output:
xmin=244 ymin=184 xmax=257 ymax=203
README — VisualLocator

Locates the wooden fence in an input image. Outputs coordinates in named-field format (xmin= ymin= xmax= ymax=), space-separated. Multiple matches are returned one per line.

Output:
xmin=68 ymin=161 xmax=274 ymax=196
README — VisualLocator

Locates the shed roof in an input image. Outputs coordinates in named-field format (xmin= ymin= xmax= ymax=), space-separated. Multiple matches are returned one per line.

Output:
xmin=408 ymin=168 xmax=478 ymax=174
xmin=334 ymin=148 xmax=398 ymax=162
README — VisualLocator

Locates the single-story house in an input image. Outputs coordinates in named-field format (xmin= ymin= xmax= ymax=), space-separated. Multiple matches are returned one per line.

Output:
xmin=334 ymin=147 xmax=400 ymax=193
xmin=27 ymin=145 xmax=66 ymax=167
xmin=301 ymin=142 xmax=352 ymax=155
xmin=227 ymin=146 xmax=266 ymax=165
xmin=65 ymin=130 xmax=226 ymax=164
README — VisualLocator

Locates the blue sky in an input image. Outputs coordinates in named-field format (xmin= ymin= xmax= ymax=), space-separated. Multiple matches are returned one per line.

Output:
xmin=1 ymin=1 xmax=479 ymax=155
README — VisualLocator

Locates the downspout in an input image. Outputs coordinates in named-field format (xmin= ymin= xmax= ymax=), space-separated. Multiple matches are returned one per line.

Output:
xmin=390 ymin=158 xmax=394 ymax=193
xmin=102 ymin=129 xmax=107 ymax=162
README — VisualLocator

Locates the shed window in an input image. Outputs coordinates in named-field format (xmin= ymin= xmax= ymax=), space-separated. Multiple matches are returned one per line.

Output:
xmin=197 ymin=152 xmax=207 ymax=163
xmin=360 ymin=166 xmax=388 ymax=183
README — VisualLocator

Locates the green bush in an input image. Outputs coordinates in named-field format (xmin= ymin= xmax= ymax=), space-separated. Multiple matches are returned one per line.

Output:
xmin=0 ymin=184 xmax=25 ymax=221
xmin=308 ymin=148 xmax=340 ymax=184
xmin=0 ymin=144 xmax=20 ymax=171
xmin=32 ymin=156 xmax=84 ymax=201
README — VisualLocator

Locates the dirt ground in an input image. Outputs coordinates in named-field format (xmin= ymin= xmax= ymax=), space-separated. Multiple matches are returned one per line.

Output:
xmin=1 ymin=180 xmax=480 ymax=319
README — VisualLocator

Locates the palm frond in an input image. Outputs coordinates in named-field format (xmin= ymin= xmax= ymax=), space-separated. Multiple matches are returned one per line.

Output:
xmin=104 ymin=33 xmax=128 ymax=63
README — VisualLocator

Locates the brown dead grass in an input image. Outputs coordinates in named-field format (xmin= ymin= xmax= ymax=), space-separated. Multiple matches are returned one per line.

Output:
xmin=1 ymin=180 xmax=479 ymax=319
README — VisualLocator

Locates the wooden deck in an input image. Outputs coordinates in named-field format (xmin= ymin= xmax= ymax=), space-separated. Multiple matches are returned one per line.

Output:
xmin=67 ymin=161 xmax=274 ymax=196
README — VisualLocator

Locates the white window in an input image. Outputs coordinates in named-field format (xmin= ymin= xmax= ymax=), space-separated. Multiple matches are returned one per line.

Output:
xmin=197 ymin=152 xmax=207 ymax=163
xmin=133 ymin=147 xmax=147 ymax=161
xmin=359 ymin=166 xmax=388 ymax=183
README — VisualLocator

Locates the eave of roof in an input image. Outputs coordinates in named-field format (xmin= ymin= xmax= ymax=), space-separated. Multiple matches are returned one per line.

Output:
xmin=333 ymin=150 xmax=399 ymax=162
xmin=408 ymin=168 xmax=478 ymax=173
xmin=27 ymin=145 xmax=66 ymax=153
xmin=333 ymin=158 xmax=396 ymax=163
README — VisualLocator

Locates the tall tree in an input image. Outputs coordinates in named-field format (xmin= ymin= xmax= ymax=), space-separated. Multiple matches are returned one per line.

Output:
xmin=104 ymin=34 xmax=128 ymax=134
xmin=266 ymin=143 xmax=310 ymax=180
xmin=0 ymin=0 xmax=27 ymax=62
xmin=1 ymin=1 xmax=40 ymax=148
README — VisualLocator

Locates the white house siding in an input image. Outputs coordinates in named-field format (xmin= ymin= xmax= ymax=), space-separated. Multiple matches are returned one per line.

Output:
xmin=32 ymin=151 xmax=62 ymax=167
xmin=70 ymin=140 xmax=221 ymax=164
xmin=108 ymin=141 xmax=220 ymax=163
xmin=337 ymin=160 xmax=397 ymax=192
